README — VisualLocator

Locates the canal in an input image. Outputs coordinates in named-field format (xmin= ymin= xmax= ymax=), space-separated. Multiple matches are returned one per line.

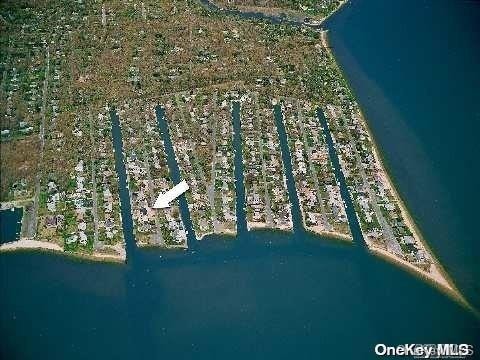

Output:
xmin=1 ymin=103 xmax=477 ymax=360
xmin=316 ymin=109 xmax=366 ymax=248
xmin=232 ymin=102 xmax=248 ymax=238
xmin=273 ymin=105 xmax=304 ymax=236
xmin=110 ymin=110 xmax=137 ymax=261
xmin=0 ymin=207 xmax=23 ymax=244
xmin=155 ymin=106 xmax=197 ymax=251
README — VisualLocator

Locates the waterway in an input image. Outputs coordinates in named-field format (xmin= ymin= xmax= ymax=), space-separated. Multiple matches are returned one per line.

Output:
xmin=324 ymin=0 xmax=480 ymax=309
xmin=198 ymin=0 xmax=305 ymax=27
xmin=317 ymin=109 xmax=366 ymax=247
xmin=273 ymin=105 xmax=303 ymax=235
xmin=232 ymin=102 xmax=248 ymax=238
xmin=155 ymin=106 xmax=197 ymax=250
xmin=111 ymin=110 xmax=137 ymax=261
xmin=0 ymin=208 xmax=22 ymax=244
xmin=1 ymin=1 xmax=479 ymax=359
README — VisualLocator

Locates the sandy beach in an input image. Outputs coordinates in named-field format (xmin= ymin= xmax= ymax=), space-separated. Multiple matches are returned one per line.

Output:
xmin=0 ymin=239 xmax=126 ymax=263
xmin=370 ymin=246 xmax=471 ymax=311
xmin=319 ymin=30 xmax=468 ymax=309
xmin=197 ymin=228 xmax=237 ymax=241
xmin=306 ymin=225 xmax=352 ymax=242
xmin=297 ymin=193 xmax=352 ymax=242
xmin=247 ymin=221 xmax=293 ymax=232
xmin=0 ymin=239 xmax=63 ymax=252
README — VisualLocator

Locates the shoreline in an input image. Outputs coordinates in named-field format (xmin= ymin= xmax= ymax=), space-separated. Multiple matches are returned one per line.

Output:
xmin=247 ymin=221 xmax=293 ymax=233
xmin=1 ymin=199 xmax=34 ymax=210
xmin=138 ymin=243 xmax=188 ymax=251
xmin=305 ymin=225 xmax=352 ymax=242
xmin=197 ymin=228 xmax=237 ymax=241
xmin=0 ymin=239 xmax=125 ymax=264
xmin=298 ymin=196 xmax=352 ymax=242
xmin=278 ymin=101 xmax=353 ymax=244
xmin=320 ymin=30 xmax=471 ymax=312
xmin=1 ymin=231 xmax=474 ymax=316
xmin=370 ymin=247 xmax=475 ymax=315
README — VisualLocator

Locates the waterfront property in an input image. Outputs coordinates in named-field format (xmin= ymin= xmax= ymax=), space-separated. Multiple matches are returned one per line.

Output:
xmin=240 ymin=92 xmax=292 ymax=231
xmin=0 ymin=0 xmax=468 ymax=306
xmin=118 ymin=100 xmax=187 ymax=248
xmin=2 ymin=2 xmax=480 ymax=359
xmin=34 ymin=106 xmax=125 ymax=260
xmin=281 ymin=97 xmax=350 ymax=240
xmin=314 ymin=32 xmax=457 ymax=295
xmin=161 ymin=88 xmax=237 ymax=240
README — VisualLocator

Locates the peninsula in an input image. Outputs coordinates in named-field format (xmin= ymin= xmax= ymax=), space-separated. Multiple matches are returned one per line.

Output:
xmin=0 ymin=0 xmax=467 ymax=306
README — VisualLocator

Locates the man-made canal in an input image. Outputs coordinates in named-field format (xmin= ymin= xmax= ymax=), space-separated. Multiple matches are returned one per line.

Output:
xmin=155 ymin=106 xmax=197 ymax=250
xmin=110 ymin=110 xmax=137 ymax=260
xmin=1 ymin=2 xmax=479 ymax=359
xmin=231 ymin=102 xmax=248 ymax=238
xmin=2 ymin=93 xmax=478 ymax=360
xmin=0 ymin=208 xmax=23 ymax=244
xmin=273 ymin=105 xmax=303 ymax=235
xmin=316 ymin=109 xmax=366 ymax=248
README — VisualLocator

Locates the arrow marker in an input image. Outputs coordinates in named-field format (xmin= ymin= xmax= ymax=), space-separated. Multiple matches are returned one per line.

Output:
xmin=153 ymin=180 xmax=189 ymax=209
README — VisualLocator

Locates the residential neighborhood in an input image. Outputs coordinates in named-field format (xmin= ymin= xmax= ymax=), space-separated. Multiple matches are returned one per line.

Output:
xmin=162 ymin=88 xmax=237 ymax=240
xmin=240 ymin=92 xmax=292 ymax=231
xmin=282 ymin=97 xmax=350 ymax=240
xmin=0 ymin=0 xmax=456 ymax=291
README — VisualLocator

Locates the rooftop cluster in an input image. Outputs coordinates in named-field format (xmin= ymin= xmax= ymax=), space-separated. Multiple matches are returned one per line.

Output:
xmin=240 ymin=92 xmax=292 ymax=230
xmin=162 ymin=88 xmax=237 ymax=240
xmin=313 ymin=37 xmax=449 ymax=287
xmin=282 ymin=97 xmax=350 ymax=239
xmin=0 ymin=1 xmax=454 ymax=293
xmin=118 ymin=100 xmax=187 ymax=248
xmin=1 ymin=0 xmax=125 ymax=259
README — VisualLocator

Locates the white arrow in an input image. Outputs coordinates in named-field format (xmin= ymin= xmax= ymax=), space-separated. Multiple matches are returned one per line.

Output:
xmin=153 ymin=180 xmax=189 ymax=209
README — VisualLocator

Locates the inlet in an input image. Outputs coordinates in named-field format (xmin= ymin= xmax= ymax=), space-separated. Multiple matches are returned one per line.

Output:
xmin=154 ymin=106 xmax=197 ymax=250
xmin=316 ymin=109 xmax=366 ymax=248
xmin=231 ymin=101 xmax=248 ymax=238
xmin=273 ymin=104 xmax=304 ymax=235
xmin=110 ymin=110 xmax=137 ymax=261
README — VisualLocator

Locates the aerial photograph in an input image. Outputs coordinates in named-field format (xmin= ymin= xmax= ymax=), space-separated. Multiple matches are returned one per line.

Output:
xmin=1 ymin=0 xmax=479 ymax=359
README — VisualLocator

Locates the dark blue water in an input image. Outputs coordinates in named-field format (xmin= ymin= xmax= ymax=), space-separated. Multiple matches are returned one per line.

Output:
xmin=232 ymin=102 xmax=248 ymax=237
xmin=1 ymin=2 xmax=479 ymax=359
xmin=325 ymin=0 xmax=480 ymax=309
xmin=0 ymin=208 xmax=22 ymax=244
xmin=111 ymin=111 xmax=137 ymax=260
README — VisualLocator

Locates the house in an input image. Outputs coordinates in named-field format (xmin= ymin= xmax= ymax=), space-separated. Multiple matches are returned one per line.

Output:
xmin=45 ymin=215 xmax=57 ymax=228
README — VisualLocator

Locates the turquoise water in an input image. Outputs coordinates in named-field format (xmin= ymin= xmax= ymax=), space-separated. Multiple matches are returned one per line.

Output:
xmin=1 ymin=1 xmax=479 ymax=359
xmin=0 ymin=208 xmax=22 ymax=244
